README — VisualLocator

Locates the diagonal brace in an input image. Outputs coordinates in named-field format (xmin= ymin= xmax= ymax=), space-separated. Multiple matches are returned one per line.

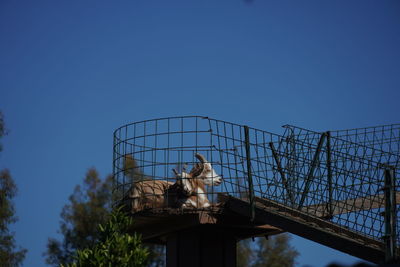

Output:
xmin=269 ymin=142 xmax=295 ymax=206
xmin=298 ymin=133 xmax=326 ymax=210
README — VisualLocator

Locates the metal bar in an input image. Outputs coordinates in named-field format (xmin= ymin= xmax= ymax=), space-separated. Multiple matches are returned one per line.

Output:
xmin=269 ymin=142 xmax=295 ymax=206
xmin=244 ymin=125 xmax=255 ymax=222
xmin=298 ymin=133 xmax=326 ymax=210
xmin=383 ymin=166 xmax=397 ymax=263
xmin=326 ymin=131 xmax=333 ymax=218
xmin=112 ymin=130 xmax=117 ymax=205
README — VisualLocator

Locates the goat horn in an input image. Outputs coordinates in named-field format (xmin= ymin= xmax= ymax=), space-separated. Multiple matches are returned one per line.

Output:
xmin=195 ymin=153 xmax=208 ymax=163
xmin=190 ymin=163 xmax=204 ymax=177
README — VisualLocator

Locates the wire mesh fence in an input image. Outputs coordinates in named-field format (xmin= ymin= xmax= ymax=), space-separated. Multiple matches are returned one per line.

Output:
xmin=113 ymin=116 xmax=399 ymax=247
xmin=330 ymin=123 xmax=400 ymax=167
xmin=281 ymin=124 xmax=400 ymax=245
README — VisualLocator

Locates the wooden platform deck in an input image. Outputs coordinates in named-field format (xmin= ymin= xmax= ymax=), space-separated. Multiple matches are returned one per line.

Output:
xmin=128 ymin=205 xmax=282 ymax=244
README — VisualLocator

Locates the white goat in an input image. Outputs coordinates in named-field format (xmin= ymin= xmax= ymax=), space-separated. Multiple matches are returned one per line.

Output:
xmin=173 ymin=153 xmax=222 ymax=208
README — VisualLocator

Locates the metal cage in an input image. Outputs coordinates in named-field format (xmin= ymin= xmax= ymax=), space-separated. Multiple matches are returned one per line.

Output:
xmin=112 ymin=116 xmax=282 ymax=211
xmin=113 ymin=116 xmax=400 ymax=255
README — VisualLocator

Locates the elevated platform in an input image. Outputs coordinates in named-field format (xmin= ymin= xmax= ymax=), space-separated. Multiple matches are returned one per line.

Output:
xmin=127 ymin=203 xmax=282 ymax=267
xmin=128 ymin=204 xmax=282 ymax=244
xmin=127 ymin=193 xmax=397 ymax=264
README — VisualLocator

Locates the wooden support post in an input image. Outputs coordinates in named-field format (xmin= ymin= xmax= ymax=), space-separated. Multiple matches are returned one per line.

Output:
xmin=166 ymin=226 xmax=236 ymax=267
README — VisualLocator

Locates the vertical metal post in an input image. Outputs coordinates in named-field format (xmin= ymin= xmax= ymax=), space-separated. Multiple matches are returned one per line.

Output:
xmin=244 ymin=126 xmax=255 ymax=222
xmin=112 ymin=129 xmax=118 ymax=206
xmin=326 ymin=131 xmax=333 ymax=218
xmin=383 ymin=166 xmax=397 ymax=263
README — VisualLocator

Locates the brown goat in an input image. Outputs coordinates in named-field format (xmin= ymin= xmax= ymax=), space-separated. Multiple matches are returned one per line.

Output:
xmin=124 ymin=153 xmax=222 ymax=212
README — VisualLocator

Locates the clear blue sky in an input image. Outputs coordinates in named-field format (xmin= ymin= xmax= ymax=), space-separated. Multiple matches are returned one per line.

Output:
xmin=0 ymin=0 xmax=399 ymax=266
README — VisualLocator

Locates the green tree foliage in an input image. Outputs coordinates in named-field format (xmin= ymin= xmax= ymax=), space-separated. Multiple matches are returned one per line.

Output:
xmin=64 ymin=207 xmax=148 ymax=267
xmin=45 ymin=169 xmax=113 ymax=266
xmin=0 ymin=111 xmax=6 ymax=152
xmin=237 ymin=238 xmax=253 ymax=267
xmin=0 ymin=170 xmax=27 ymax=267
xmin=46 ymin=161 xmax=165 ymax=266
xmin=145 ymin=244 xmax=165 ymax=267
xmin=123 ymin=155 xmax=146 ymax=182
xmin=237 ymin=234 xmax=298 ymax=267
xmin=0 ymin=111 xmax=27 ymax=266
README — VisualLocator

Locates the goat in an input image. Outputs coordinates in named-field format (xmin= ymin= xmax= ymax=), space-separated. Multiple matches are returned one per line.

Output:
xmin=173 ymin=153 xmax=222 ymax=209
xmin=124 ymin=153 xmax=222 ymax=212
xmin=129 ymin=179 xmax=174 ymax=211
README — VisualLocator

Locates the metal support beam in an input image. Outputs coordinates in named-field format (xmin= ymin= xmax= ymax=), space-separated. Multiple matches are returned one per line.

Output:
xmin=298 ymin=133 xmax=326 ymax=210
xmin=326 ymin=131 xmax=333 ymax=218
xmin=244 ymin=126 xmax=255 ymax=222
xmin=382 ymin=166 xmax=397 ymax=263
xmin=269 ymin=142 xmax=295 ymax=206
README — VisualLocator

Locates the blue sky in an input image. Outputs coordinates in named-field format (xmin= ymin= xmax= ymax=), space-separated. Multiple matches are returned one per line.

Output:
xmin=1 ymin=0 xmax=399 ymax=266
